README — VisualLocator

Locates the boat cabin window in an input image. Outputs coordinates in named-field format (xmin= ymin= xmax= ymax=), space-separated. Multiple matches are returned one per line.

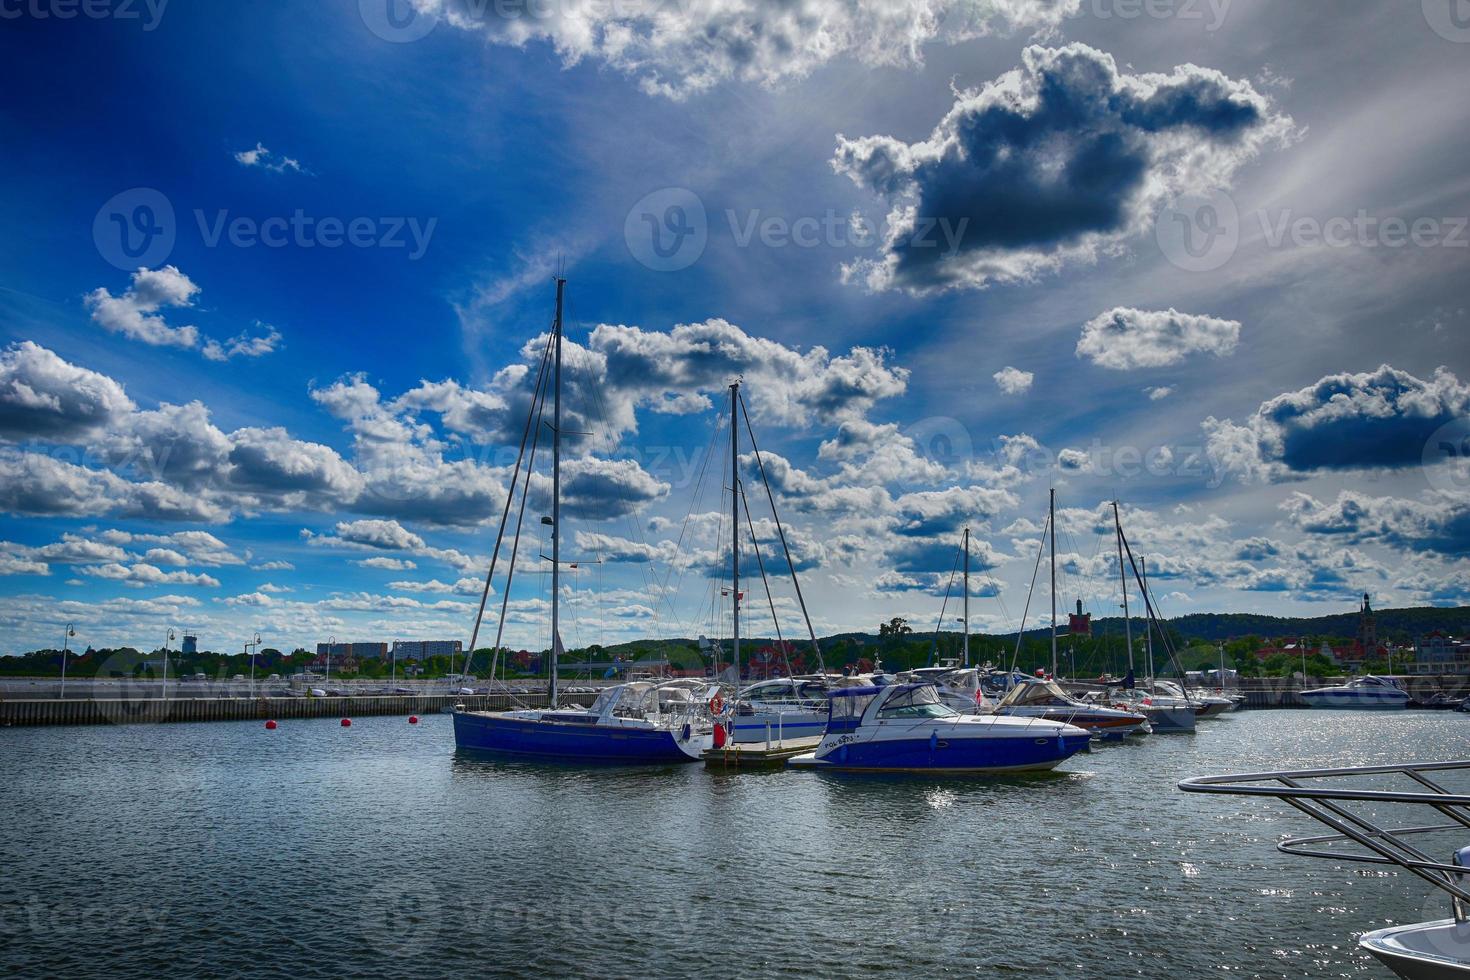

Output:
xmin=998 ymin=680 xmax=1070 ymax=708
xmin=877 ymin=686 xmax=959 ymax=719
xmin=826 ymin=690 xmax=879 ymax=732
xmin=589 ymin=688 xmax=621 ymax=714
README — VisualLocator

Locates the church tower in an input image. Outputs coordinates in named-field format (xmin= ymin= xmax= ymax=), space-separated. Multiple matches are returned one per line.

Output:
xmin=1356 ymin=592 xmax=1377 ymax=657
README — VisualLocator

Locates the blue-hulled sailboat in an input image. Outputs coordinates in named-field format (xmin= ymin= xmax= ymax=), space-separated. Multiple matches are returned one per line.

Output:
xmin=452 ymin=278 xmax=715 ymax=764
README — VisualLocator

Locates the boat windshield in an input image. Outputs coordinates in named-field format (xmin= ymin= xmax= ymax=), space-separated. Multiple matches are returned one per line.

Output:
xmin=997 ymin=680 xmax=1072 ymax=708
xmin=877 ymin=685 xmax=960 ymax=719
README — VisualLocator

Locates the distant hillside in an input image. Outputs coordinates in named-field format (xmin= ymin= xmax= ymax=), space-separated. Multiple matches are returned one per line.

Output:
xmin=583 ymin=605 xmax=1470 ymax=654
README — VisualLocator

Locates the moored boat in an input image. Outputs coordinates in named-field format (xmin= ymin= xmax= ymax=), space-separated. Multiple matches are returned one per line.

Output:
xmin=454 ymin=679 xmax=715 ymax=764
xmin=994 ymin=677 xmax=1150 ymax=737
xmin=788 ymin=683 xmax=1092 ymax=774
xmin=1300 ymin=674 xmax=1410 ymax=709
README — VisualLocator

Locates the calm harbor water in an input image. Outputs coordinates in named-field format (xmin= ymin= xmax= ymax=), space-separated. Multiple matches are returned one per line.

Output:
xmin=3 ymin=710 xmax=1466 ymax=978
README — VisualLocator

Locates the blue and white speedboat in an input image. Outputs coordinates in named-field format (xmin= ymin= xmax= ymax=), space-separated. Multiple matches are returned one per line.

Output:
xmin=788 ymin=683 xmax=1092 ymax=774
xmin=731 ymin=676 xmax=835 ymax=744
xmin=454 ymin=679 xmax=717 ymax=764
xmin=1300 ymin=675 xmax=1410 ymax=709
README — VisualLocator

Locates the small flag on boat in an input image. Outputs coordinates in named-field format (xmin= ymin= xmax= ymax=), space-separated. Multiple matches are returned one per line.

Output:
xmin=553 ymin=631 xmax=566 ymax=658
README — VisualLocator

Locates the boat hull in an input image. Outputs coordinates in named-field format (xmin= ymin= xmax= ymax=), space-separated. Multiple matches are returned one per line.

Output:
xmin=996 ymin=706 xmax=1150 ymax=737
xmin=1300 ymin=692 xmax=1409 ymax=709
xmin=1361 ymin=919 xmax=1470 ymax=979
xmin=790 ymin=731 xmax=1092 ymax=774
xmin=453 ymin=710 xmax=708 ymax=764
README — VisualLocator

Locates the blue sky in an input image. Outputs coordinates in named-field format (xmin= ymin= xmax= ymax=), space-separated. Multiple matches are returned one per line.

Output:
xmin=1 ymin=0 xmax=1468 ymax=656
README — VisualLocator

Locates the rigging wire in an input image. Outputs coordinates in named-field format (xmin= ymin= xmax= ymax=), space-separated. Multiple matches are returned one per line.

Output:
xmin=737 ymin=390 xmax=825 ymax=674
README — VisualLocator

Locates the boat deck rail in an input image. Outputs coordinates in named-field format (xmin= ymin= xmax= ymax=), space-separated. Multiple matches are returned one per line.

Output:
xmin=1179 ymin=760 xmax=1470 ymax=922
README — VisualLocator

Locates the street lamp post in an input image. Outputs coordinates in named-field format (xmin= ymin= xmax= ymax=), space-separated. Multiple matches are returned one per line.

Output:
xmin=325 ymin=635 xmax=335 ymax=685
xmin=249 ymin=632 xmax=261 ymax=694
xmin=57 ymin=624 xmax=76 ymax=700
xmin=163 ymin=628 xmax=176 ymax=701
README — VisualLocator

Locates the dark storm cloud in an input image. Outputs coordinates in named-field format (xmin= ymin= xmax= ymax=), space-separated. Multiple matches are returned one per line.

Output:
xmin=833 ymin=43 xmax=1290 ymax=292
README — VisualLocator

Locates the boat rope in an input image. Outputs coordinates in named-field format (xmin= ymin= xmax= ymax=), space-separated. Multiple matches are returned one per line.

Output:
xmin=486 ymin=332 xmax=554 ymax=709
xmin=469 ymin=324 xmax=554 ymax=682
xmin=737 ymin=390 xmax=824 ymax=674
xmin=1115 ymin=520 xmax=1193 ymax=704
xmin=1010 ymin=507 xmax=1050 ymax=672
xmin=928 ymin=536 xmax=962 ymax=665
xmin=739 ymin=480 xmax=795 ymax=680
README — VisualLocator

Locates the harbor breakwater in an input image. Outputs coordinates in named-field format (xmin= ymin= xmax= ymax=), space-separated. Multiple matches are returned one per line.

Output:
xmin=0 ymin=691 xmax=599 ymax=727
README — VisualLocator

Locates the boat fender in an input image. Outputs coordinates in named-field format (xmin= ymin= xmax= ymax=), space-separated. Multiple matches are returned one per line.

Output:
xmin=708 ymin=693 xmax=724 ymax=715
xmin=713 ymin=723 xmax=727 ymax=749
xmin=681 ymin=722 xmax=691 ymax=742
xmin=929 ymin=730 xmax=938 ymax=751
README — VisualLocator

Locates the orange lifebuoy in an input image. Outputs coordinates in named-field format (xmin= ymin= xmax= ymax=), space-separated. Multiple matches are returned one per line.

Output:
xmin=709 ymin=693 xmax=724 ymax=715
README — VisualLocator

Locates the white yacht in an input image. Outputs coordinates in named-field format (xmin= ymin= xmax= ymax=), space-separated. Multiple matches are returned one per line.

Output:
xmin=1299 ymin=675 xmax=1410 ymax=709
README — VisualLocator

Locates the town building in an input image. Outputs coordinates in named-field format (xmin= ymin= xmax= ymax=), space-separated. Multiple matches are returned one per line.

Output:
xmin=391 ymin=640 xmax=463 ymax=660
xmin=181 ymin=634 xmax=198 ymax=655
xmin=1411 ymin=632 xmax=1470 ymax=674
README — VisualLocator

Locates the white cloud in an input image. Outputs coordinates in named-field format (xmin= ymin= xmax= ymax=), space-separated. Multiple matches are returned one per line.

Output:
xmin=202 ymin=325 xmax=283 ymax=362
xmin=1146 ymin=386 xmax=1175 ymax=401
xmin=427 ymin=0 xmax=1082 ymax=99
xmin=0 ymin=341 xmax=135 ymax=441
xmin=233 ymin=142 xmax=307 ymax=174
xmin=993 ymin=366 xmax=1034 ymax=395
xmin=85 ymin=266 xmax=201 ymax=349
xmin=1076 ymin=308 xmax=1241 ymax=370
xmin=82 ymin=562 xmax=221 ymax=588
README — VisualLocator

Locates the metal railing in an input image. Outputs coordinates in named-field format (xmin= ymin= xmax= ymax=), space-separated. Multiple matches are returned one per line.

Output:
xmin=1179 ymin=760 xmax=1470 ymax=923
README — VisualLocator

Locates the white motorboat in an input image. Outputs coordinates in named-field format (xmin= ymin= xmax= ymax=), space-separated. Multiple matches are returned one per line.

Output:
xmin=1300 ymin=674 xmax=1410 ymax=709
xmin=788 ymin=683 xmax=1092 ymax=774
xmin=1154 ymin=680 xmax=1234 ymax=718
xmin=995 ymin=677 xmax=1150 ymax=737
xmin=1181 ymin=761 xmax=1470 ymax=979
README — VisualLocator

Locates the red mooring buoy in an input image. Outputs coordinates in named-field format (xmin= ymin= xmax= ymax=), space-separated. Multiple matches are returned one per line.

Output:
xmin=340 ymin=718 xmax=352 ymax=727
xmin=265 ymin=720 xmax=277 ymax=730
xmin=408 ymin=715 xmax=419 ymax=725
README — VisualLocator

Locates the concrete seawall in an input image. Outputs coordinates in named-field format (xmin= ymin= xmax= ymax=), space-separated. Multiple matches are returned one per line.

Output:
xmin=0 ymin=692 xmax=599 ymax=727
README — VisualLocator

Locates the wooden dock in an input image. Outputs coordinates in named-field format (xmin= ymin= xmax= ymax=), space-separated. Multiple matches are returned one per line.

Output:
xmin=702 ymin=736 xmax=821 ymax=769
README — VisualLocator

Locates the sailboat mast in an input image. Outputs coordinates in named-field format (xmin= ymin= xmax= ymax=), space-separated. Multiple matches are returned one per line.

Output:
xmin=729 ymin=381 xmax=740 ymax=692
xmin=549 ymin=277 xmax=565 ymax=709
xmin=1142 ymin=555 xmax=1156 ymax=686
xmin=1049 ymin=488 xmax=1057 ymax=678
xmin=962 ymin=527 xmax=970 ymax=668
xmin=1114 ymin=501 xmax=1133 ymax=674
